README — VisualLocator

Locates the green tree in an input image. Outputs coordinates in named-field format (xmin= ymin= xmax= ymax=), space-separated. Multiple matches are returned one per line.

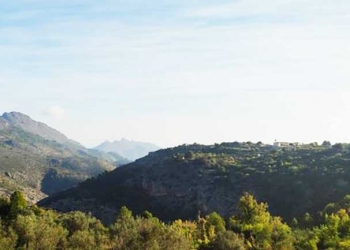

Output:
xmin=9 ymin=191 xmax=27 ymax=219
xmin=171 ymin=219 xmax=199 ymax=248
xmin=13 ymin=211 xmax=67 ymax=250
xmin=206 ymin=231 xmax=245 ymax=250
xmin=205 ymin=212 xmax=226 ymax=234
xmin=229 ymin=193 xmax=293 ymax=249
xmin=293 ymin=229 xmax=319 ymax=250
xmin=60 ymin=211 xmax=109 ymax=249
xmin=117 ymin=206 xmax=133 ymax=221
xmin=0 ymin=219 xmax=17 ymax=250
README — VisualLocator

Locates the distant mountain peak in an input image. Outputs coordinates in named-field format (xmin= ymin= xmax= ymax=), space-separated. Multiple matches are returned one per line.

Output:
xmin=3 ymin=111 xmax=26 ymax=116
xmin=95 ymin=139 xmax=161 ymax=161
xmin=2 ymin=111 xmax=32 ymax=123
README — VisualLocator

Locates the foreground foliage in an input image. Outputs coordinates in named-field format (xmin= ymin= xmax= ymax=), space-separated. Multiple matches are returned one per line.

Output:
xmin=3 ymin=191 xmax=350 ymax=249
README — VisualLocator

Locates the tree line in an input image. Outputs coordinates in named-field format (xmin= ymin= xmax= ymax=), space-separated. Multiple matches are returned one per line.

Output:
xmin=2 ymin=191 xmax=350 ymax=249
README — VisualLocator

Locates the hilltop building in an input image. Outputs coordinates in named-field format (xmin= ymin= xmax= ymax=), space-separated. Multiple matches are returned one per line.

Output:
xmin=273 ymin=141 xmax=300 ymax=148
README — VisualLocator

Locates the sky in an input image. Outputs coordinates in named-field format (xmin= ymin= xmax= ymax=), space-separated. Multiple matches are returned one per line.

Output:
xmin=1 ymin=0 xmax=350 ymax=148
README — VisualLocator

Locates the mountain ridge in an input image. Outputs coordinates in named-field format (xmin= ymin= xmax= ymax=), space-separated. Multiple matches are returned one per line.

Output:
xmin=95 ymin=138 xmax=161 ymax=161
xmin=2 ymin=112 xmax=76 ymax=146
xmin=0 ymin=111 xmax=119 ymax=203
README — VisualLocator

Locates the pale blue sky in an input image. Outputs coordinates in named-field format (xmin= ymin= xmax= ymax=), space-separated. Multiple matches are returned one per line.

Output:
xmin=2 ymin=0 xmax=350 ymax=147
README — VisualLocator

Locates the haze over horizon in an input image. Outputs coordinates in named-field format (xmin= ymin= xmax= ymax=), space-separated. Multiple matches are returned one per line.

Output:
xmin=2 ymin=1 xmax=350 ymax=148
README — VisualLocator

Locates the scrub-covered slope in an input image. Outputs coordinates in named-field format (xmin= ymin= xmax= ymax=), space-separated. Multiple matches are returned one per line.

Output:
xmin=0 ymin=112 xmax=117 ymax=202
xmin=40 ymin=141 xmax=350 ymax=224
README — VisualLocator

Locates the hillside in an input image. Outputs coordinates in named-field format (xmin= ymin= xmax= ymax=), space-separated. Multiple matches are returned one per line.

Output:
xmin=0 ymin=112 xmax=119 ymax=202
xmin=95 ymin=138 xmax=161 ymax=161
xmin=39 ymin=141 xmax=350 ymax=224
xmin=1 ymin=112 xmax=79 ymax=146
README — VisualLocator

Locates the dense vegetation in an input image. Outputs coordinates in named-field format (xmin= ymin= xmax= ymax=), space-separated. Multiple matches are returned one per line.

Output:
xmin=4 ymin=191 xmax=350 ymax=249
xmin=41 ymin=141 xmax=350 ymax=225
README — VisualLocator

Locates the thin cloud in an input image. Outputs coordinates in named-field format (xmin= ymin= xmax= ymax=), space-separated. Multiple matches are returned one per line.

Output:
xmin=43 ymin=105 xmax=66 ymax=120
xmin=2 ymin=1 xmax=350 ymax=146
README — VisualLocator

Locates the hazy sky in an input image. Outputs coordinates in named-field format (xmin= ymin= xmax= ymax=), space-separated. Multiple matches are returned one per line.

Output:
xmin=1 ymin=0 xmax=350 ymax=148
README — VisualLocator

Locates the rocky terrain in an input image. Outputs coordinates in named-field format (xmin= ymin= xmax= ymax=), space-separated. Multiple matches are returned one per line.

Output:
xmin=0 ymin=112 xmax=123 ymax=202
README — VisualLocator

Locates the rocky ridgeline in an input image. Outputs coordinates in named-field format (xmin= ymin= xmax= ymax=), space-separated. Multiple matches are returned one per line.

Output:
xmin=0 ymin=112 xmax=118 ymax=203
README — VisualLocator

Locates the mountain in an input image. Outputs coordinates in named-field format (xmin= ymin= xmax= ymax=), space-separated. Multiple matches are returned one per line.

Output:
xmin=94 ymin=138 xmax=161 ymax=161
xmin=2 ymin=112 xmax=79 ymax=147
xmin=39 ymin=141 xmax=350 ymax=224
xmin=86 ymin=149 xmax=131 ymax=166
xmin=0 ymin=112 xmax=119 ymax=202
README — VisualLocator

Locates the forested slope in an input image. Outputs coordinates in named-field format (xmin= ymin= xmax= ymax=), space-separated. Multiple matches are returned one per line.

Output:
xmin=40 ymin=141 xmax=350 ymax=224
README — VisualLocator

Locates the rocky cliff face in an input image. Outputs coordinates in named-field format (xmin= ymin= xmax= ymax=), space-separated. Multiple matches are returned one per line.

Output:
xmin=0 ymin=117 xmax=10 ymax=130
